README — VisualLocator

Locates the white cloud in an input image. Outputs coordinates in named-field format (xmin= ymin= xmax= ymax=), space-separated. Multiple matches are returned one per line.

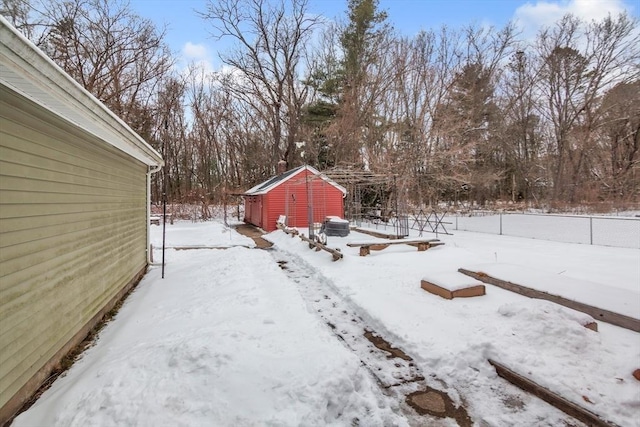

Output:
xmin=513 ymin=0 xmax=633 ymax=38
xmin=183 ymin=42 xmax=210 ymax=61
xmin=177 ymin=42 xmax=218 ymax=76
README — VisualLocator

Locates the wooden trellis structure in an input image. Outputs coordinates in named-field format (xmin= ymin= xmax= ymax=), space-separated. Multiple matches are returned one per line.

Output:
xmin=323 ymin=167 xmax=410 ymax=238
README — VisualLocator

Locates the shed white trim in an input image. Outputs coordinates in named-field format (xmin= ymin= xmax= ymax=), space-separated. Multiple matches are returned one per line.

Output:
xmin=244 ymin=165 xmax=347 ymax=196
xmin=0 ymin=16 xmax=163 ymax=167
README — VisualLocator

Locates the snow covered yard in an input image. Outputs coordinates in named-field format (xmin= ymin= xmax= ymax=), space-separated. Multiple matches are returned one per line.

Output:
xmin=12 ymin=219 xmax=640 ymax=426
xmin=13 ymin=222 xmax=405 ymax=426
xmin=267 ymin=225 xmax=640 ymax=426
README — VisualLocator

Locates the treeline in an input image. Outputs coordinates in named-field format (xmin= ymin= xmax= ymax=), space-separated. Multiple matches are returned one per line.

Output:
xmin=3 ymin=0 xmax=639 ymax=209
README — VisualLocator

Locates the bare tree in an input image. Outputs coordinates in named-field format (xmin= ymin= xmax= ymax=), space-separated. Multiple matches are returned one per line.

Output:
xmin=199 ymin=0 xmax=317 ymax=172
xmin=414 ymin=26 xmax=466 ymax=206
xmin=12 ymin=0 xmax=639 ymax=211
xmin=31 ymin=0 xmax=174 ymax=137
xmin=535 ymin=13 xmax=639 ymax=202
xmin=1 ymin=0 xmax=41 ymax=40
xmin=153 ymin=75 xmax=189 ymax=203
xmin=431 ymin=24 xmax=517 ymax=205
xmin=500 ymin=49 xmax=546 ymax=203
xmin=593 ymin=80 xmax=640 ymax=201
xmin=5 ymin=0 xmax=176 ymax=144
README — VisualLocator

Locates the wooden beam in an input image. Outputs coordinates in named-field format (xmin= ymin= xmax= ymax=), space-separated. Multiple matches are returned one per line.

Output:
xmin=488 ymin=359 xmax=620 ymax=427
xmin=458 ymin=269 xmax=640 ymax=332
xmin=276 ymin=223 xmax=299 ymax=236
xmin=347 ymin=238 xmax=443 ymax=256
xmin=420 ymin=280 xmax=485 ymax=299
xmin=408 ymin=241 xmax=445 ymax=251
xmin=352 ymin=227 xmax=401 ymax=240
xmin=298 ymin=234 xmax=343 ymax=261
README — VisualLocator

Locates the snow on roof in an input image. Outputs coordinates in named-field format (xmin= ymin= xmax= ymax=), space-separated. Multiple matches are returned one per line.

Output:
xmin=244 ymin=165 xmax=347 ymax=196
xmin=0 ymin=16 xmax=163 ymax=167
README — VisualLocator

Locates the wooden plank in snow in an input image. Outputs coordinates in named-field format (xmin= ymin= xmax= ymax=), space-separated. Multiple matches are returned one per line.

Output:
xmin=458 ymin=268 xmax=640 ymax=332
xmin=420 ymin=272 xmax=485 ymax=299
xmin=488 ymin=359 xmax=620 ymax=427
xmin=347 ymin=238 xmax=444 ymax=256
xmin=299 ymin=234 xmax=343 ymax=261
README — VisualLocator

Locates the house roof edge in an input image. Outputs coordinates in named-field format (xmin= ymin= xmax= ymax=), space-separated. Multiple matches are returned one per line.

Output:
xmin=0 ymin=16 xmax=163 ymax=167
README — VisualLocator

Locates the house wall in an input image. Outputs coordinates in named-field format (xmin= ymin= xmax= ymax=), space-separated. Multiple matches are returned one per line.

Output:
xmin=0 ymin=85 xmax=148 ymax=422
xmin=263 ymin=170 xmax=344 ymax=232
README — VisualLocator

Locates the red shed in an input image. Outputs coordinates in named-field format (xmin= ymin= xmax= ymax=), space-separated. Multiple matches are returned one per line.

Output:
xmin=243 ymin=165 xmax=347 ymax=232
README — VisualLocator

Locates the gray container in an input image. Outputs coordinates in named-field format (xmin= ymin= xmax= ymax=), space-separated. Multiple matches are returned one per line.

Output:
xmin=322 ymin=217 xmax=350 ymax=237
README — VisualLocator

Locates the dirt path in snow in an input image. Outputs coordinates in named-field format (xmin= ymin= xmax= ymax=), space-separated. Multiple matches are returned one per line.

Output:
xmin=270 ymin=249 xmax=473 ymax=426
xmin=233 ymin=224 xmax=594 ymax=426
xmin=234 ymin=223 xmax=471 ymax=425
xmin=232 ymin=223 xmax=273 ymax=248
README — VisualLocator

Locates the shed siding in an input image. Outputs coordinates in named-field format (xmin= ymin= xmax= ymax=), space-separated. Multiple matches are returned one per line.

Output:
xmin=0 ymin=87 xmax=148 ymax=411
xmin=262 ymin=170 xmax=344 ymax=232
xmin=264 ymin=186 xmax=281 ymax=230
xmin=261 ymin=195 xmax=269 ymax=230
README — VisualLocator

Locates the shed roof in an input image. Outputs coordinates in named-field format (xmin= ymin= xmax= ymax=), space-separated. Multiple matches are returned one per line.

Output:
xmin=0 ymin=16 xmax=163 ymax=167
xmin=244 ymin=165 xmax=347 ymax=196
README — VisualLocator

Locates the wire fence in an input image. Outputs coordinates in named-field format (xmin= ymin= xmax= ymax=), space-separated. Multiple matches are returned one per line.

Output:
xmin=452 ymin=212 xmax=640 ymax=249
xmin=353 ymin=212 xmax=640 ymax=249
xmin=353 ymin=210 xmax=453 ymax=239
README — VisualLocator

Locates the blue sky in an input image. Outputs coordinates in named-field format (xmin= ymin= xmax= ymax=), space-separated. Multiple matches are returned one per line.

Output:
xmin=128 ymin=0 xmax=638 ymax=70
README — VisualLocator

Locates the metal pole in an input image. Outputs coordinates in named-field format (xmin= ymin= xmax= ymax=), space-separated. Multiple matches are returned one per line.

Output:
xmin=162 ymin=191 xmax=166 ymax=278
xmin=394 ymin=175 xmax=399 ymax=238
xmin=499 ymin=213 xmax=503 ymax=235
xmin=306 ymin=167 xmax=313 ymax=239
xmin=161 ymin=118 xmax=168 ymax=279
xmin=589 ymin=216 xmax=593 ymax=245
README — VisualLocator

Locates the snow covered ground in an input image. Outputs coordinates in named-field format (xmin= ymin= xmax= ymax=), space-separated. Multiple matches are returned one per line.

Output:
xmin=13 ymin=219 xmax=640 ymax=426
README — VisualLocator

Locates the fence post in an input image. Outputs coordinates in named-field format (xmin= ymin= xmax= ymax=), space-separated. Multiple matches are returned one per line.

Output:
xmin=455 ymin=215 xmax=458 ymax=231
xmin=499 ymin=213 xmax=503 ymax=235
xmin=590 ymin=217 xmax=593 ymax=245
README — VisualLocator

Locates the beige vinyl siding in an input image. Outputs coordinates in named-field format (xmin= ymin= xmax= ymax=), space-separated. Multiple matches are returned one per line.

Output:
xmin=0 ymin=85 xmax=148 ymax=410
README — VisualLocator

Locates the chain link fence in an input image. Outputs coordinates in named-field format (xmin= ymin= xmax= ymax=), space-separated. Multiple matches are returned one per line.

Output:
xmin=453 ymin=212 xmax=640 ymax=249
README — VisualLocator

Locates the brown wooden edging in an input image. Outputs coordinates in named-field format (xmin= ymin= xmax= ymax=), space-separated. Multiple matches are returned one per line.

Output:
xmin=347 ymin=239 xmax=443 ymax=256
xmin=298 ymin=234 xmax=343 ymax=261
xmin=275 ymin=223 xmax=299 ymax=237
xmin=352 ymin=227 xmax=403 ymax=240
xmin=488 ymin=359 xmax=620 ymax=427
xmin=458 ymin=268 xmax=640 ymax=333
xmin=420 ymin=280 xmax=485 ymax=300
xmin=276 ymin=223 xmax=343 ymax=261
